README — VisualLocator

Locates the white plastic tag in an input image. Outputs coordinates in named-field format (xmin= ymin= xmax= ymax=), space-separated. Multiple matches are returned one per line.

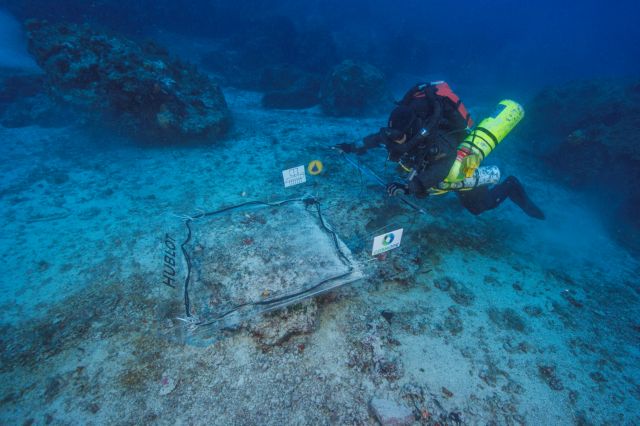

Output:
xmin=282 ymin=165 xmax=306 ymax=188
xmin=372 ymin=228 xmax=403 ymax=256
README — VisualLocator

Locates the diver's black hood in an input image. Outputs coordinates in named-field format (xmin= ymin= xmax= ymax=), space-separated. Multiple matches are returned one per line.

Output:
xmin=388 ymin=105 xmax=415 ymax=134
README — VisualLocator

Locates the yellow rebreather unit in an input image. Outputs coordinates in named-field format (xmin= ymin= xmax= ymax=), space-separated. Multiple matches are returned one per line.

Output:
xmin=445 ymin=100 xmax=524 ymax=183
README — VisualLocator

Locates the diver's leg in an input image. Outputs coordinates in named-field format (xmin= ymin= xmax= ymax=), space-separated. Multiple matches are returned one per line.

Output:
xmin=502 ymin=176 xmax=545 ymax=219
xmin=457 ymin=186 xmax=495 ymax=215
xmin=456 ymin=176 xmax=545 ymax=219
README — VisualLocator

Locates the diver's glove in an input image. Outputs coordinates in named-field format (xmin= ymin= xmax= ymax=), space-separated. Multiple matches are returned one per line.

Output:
xmin=333 ymin=143 xmax=356 ymax=153
xmin=386 ymin=182 xmax=409 ymax=196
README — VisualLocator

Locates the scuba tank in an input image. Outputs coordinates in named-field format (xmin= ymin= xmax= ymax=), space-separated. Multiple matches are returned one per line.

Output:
xmin=445 ymin=100 xmax=524 ymax=183
xmin=430 ymin=166 xmax=501 ymax=195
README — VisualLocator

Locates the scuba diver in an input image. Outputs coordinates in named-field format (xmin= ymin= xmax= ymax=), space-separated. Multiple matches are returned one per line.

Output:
xmin=336 ymin=81 xmax=545 ymax=219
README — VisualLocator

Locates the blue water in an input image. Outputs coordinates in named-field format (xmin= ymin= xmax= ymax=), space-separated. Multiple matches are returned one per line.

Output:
xmin=1 ymin=1 xmax=639 ymax=424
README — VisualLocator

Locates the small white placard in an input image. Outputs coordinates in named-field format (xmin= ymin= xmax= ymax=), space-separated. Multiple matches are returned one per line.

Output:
xmin=282 ymin=165 xmax=307 ymax=188
xmin=372 ymin=228 xmax=404 ymax=256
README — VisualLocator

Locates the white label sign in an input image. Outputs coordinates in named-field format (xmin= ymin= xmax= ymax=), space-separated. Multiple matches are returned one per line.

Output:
xmin=282 ymin=165 xmax=307 ymax=188
xmin=372 ymin=228 xmax=404 ymax=256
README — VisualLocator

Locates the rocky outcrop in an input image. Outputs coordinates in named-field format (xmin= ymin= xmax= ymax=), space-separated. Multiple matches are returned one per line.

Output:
xmin=0 ymin=74 xmax=62 ymax=128
xmin=523 ymin=78 xmax=640 ymax=248
xmin=200 ymin=16 xmax=338 ymax=91
xmin=524 ymin=79 xmax=640 ymax=181
xmin=25 ymin=20 xmax=231 ymax=141
xmin=320 ymin=60 xmax=393 ymax=117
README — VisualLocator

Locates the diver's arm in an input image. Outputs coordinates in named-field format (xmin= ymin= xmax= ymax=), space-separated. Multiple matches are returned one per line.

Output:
xmin=334 ymin=131 xmax=385 ymax=155
xmin=356 ymin=131 xmax=386 ymax=154
xmin=389 ymin=160 xmax=452 ymax=197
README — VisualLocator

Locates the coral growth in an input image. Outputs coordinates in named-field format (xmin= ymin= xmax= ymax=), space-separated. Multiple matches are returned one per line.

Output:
xmin=26 ymin=20 xmax=231 ymax=141
xmin=320 ymin=60 xmax=393 ymax=117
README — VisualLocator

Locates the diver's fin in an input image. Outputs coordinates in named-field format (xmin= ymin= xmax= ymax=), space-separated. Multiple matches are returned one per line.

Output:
xmin=507 ymin=177 xmax=545 ymax=220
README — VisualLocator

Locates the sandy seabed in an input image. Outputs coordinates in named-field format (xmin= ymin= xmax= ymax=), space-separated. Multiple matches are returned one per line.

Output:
xmin=1 ymin=89 xmax=639 ymax=425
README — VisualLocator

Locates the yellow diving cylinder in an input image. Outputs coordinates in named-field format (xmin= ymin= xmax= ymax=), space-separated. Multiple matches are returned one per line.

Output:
xmin=445 ymin=100 xmax=524 ymax=183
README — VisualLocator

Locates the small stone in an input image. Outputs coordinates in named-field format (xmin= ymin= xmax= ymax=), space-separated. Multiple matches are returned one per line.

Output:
xmin=538 ymin=365 xmax=563 ymax=391
xmin=159 ymin=371 xmax=177 ymax=396
xmin=381 ymin=310 xmax=394 ymax=323
xmin=44 ymin=376 xmax=65 ymax=403
xmin=441 ymin=387 xmax=454 ymax=398
xmin=368 ymin=397 xmax=414 ymax=426
xmin=524 ymin=305 xmax=543 ymax=317
xmin=434 ymin=277 xmax=453 ymax=291
xmin=589 ymin=371 xmax=607 ymax=383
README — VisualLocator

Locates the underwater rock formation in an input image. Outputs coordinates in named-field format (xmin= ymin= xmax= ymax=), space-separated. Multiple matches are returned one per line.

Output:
xmin=320 ymin=60 xmax=393 ymax=117
xmin=0 ymin=73 xmax=76 ymax=127
xmin=200 ymin=16 xmax=338 ymax=91
xmin=0 ymin=74 xmax=43 ymax=102
xmin=524 ymin=78 xmax=640 ymax=246
xmin=524 ymin=79 xmax=640 ymax=178
xmin=25 ymin=20 xmax=231 ymax=141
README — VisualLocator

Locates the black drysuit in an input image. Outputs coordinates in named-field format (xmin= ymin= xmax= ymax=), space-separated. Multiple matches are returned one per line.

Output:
xmin=357 ymin=84 xmax=545 ymax=219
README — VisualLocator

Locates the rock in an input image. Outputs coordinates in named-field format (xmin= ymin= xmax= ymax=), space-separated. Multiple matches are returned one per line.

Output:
xmin=434 ymin=276 xmax=453 ymax=291
xmin=487 ymin=307 xmax=527 ymax=333
xmin=320 ymin=60 xmax=393 ymax=117
xmin=0 ymin=74 xmax=74 ymax=128
xmin=589 ymin=371 xmax=607 ymax=383
xmin=44 ymin=375 xmax=65 ymax=403
xmin=524 ymin=305 xmax=543 ymax=317
xmin=1 ymin=93 xmax=73 ymax=128
xmin=228 ymin=16 xmax=298 ymax=69
xmin=538 ymin=364 xmax=564 ymax=391
xmin=201 ymin=48 xmax=254 ymax=89
xmin=434 ymin=276 xmax=475 ymax=307
xmin=248 ymin=300 xmax=318 ymax=347
xmin=522 ymin=78 xmax=640 ymax=248
xmin=443 ymin=307 xmax=463 ymax=335
xmin=368 ymin=397 xmax=414 ymax=426
xmin=26 ymin=20 xmax=231 ymax=142
xmin=159 ymin=371 xmax=177 ymax=395
xmin=0 ymin=74 xmax=45 ymax=103
xmin=200 ymin=19 xmax=337 ymax=90
xmin=380 ymin=310 xmax=394 ymax=323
